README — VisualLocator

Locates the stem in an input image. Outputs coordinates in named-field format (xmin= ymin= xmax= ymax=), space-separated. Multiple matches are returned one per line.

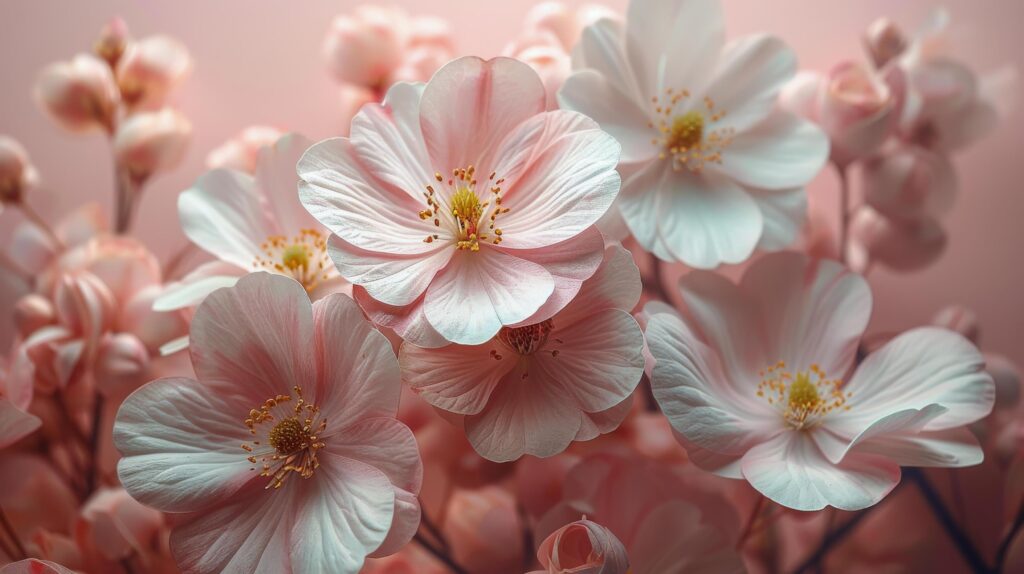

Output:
xmin=84 ymin=395 xmax=106 ymax=496
xmin=738 ymin=495 xmax=768 ymax=548
xmin=414 ymin=532 xmax=468 ymax=574
xmin=836 ymin=164 xmax=850 ymax=264
xmin=907 ymin=469 xmax=990 ymax=574
xmin=995 ymin=497 xmax=1024 ymax=572
xmin=114 ymin=169 xmax=138 ymax=234
xmin=793 ymin=508 xmax=873 ymax=574
xmin=17 ymin=202 xmax=64 ymax=250
xmin=418 ymin=506 xmax=449 ymax=552
xmin=0 ymin=508 xmax=27 ymax=560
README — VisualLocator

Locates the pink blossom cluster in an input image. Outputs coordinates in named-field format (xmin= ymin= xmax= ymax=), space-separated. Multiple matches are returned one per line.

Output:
xmin=0 ymin=1 xmax=1020 ymax=573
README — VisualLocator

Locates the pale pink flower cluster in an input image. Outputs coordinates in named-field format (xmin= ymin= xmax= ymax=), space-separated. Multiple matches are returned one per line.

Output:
xmin=1 ymin=1 xmax=1020 ymax=574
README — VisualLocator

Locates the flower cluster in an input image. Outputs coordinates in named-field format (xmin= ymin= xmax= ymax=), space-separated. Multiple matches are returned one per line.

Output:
xmin=0 ymin=1 xmax=1019 ymax=574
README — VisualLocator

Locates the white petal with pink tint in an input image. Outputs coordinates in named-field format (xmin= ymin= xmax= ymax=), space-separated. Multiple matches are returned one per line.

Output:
xmin=715 ymin=112 xmax=829 ymax=190
xmin=706 ymin=34 xmax=797 ymax=133
xmin=328 ymin=234 xmax=452 ymax=307
xmin=350 ymin=82 xmax=433 ymax=196
xmin=0 ymin=400 xmax=41 ymax=449
xmin=153 ymin=260 xmax=246 ymax=311
xmin=401 ymin=340 xmax=513 ymax=415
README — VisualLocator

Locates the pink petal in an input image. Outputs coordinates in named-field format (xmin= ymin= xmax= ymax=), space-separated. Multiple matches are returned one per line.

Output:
xmin=114 ymin=377 xmax=255 ymax=513
xmin=312 ymin=293 xmax=401 ymax=422
xmin=189 ymin=272 xmax=316 ymax=403
xmin=576 ymin=394 xmax=634 ymax=442
xmin=629 ymin=500 xmax=743 ymax=574
xmin=179 ymin=169 xmax=279 ymax=269
xmin=327 ymin=233 xmax=453 ymax=307
xmin=419 ymin=56 xmax=545 ymax=175
xmin=370 ymin=487 xmax=421 ymax=559
xmin=254 ymin=133 xmax=320 ymax=232
xmin=424 ymin=249 xmax=554 ymax=345
xmin=0 ymin=399 xmax=41 ymax=449
xmin=352 ymin=287 xmax=448 ymax=349
xmin=554 ymin=244 xmax=641 ymax=328
xmin=400 ymin=339 xmax=514 ymax=415
xmin=739 ymin=432 xmax=900 ymax=511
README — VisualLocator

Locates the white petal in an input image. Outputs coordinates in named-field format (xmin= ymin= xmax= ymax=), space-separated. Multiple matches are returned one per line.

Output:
xmin=625 ymin=0 xmax=724 ymax=97
xmin=558 ymin=70 xmax=655 ymax=164
xmin=706 ymin=34 xmax=797 ymax=133
xmin=749 ymin=186 xmax=807 ymax=251
xmin=350 ymin=82 xmax=433 ymax=197
xmin=327 ymin=234 xmax=453 ymax=307
xmin=716 ymin=112 xmax=828 ymax=190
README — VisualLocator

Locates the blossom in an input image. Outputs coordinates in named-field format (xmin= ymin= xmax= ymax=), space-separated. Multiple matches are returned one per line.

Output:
xmin=34 ymin=54 xmax=119 ymax=133
xmin=647 ymin=252 xmax=995 ymax=510
xmin=530 ymin=518 xmax=629 ymax=574
xmin=400 ymin=246 xmax=644 ymax=461
xmin=0 ymin=135 xmax=40 ymax=209
xmin=74 ymin=487 xmax=164 ymax=563
xmin=156 ymin=133 xmax=348 ymax=313
xmin=205 ymin=125 xmax=284 ymax=173
xmin=847 ymin=205 xmax=946 ymax=273
xmin=113 ymin=108 xmax=191 ymax=185
xmin=299 ymin=56 xmax=621 ymax=345
xmin=114 ymin=272 xmax=422 ymax=573
xmin=560 ymin=0 xmax=828 ymax=268
xmin=116 ymin=35 xmax=191 ymax=109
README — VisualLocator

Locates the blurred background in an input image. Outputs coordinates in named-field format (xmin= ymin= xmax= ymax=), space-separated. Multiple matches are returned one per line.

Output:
xmin=1 ymin=0 xmax=1021 ymax=365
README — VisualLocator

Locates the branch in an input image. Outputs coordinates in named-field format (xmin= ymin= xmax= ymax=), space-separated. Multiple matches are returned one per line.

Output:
xmin=907 ymin=468 xmax=990 ymax=574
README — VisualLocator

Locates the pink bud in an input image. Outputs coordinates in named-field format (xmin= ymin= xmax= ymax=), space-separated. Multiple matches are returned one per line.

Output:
xmin=323 ymin=10 xmax=405 ymax=88
xmin=94 ymin=333 xmax=150 ymax=396
xmin=95 ymin=17 xmax=129 ymax=67
xmin=76 ymin=487 xmax=163 ymax=562
xmin=116 ymin=35 xmax=191 ymax=109
xmin=0 ymin=136 xmax=38 ymax=205
xmin=390 ymin=45 xmax=454 ymax=84
xmin=533 ymin=518 xmax=629 ymax=574
xmin=847 ymin=206 xmax=946 ymax=273
xmin=443 ymin=486 xmax=523 ymax=574
xmin=13 ymin=294 xmax=56 ymax=338
xmin=931 ymin=305 xmax=980 ymax=343
xmin=820 ymin=62 xmax=904 ymax=166
xmin=121 ymin=285 xmax=189 ymax=352
xmin=54 ymin=272 xmax=116 ymax=338
xmin=861 ymin=145 xmax=955 ymax=221
xmin=407 ymin=16 xmax=454 ymax=52
xmin=513 ymin=44 xmax=570 ymax=110
xmin=35 ymin=54 xmax=118 ymax=133
xmin=864 ymin=17 xmax=907 ymax=68
xmin=523 ymin=2 xmax=576 ymax=48
xmin=114 ymin=108 xmax=191 ymax=184
xmin=206 ymin=125 xmax=284 ymax=173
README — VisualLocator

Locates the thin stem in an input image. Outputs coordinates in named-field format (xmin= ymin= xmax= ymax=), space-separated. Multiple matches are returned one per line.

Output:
xmin=907 ymin=468 xmax=990 ymax=574
xmin=738 ymin=495 xmax=768 ymax=548
xmin=114 ymin=169 xmax=140 ymax=234
xmin=17 ymin=201 xmax=64 ymax=249
xmin=792 ymin=508 xmax=873 ymax=574
xmin=418 ymin=506 xmax=449 ymax=552
xmin=414 ymin=532 xmax=468 ymax=574
xmin=0 ymin=507 xmax=27 ymax=560
xmin=995 ymin=497 xmax=1024 ymax=573
xmin=84 ymin=395 xmax=106 ymax=496
xmin=836 ymin=164 xmax=850 ymax=264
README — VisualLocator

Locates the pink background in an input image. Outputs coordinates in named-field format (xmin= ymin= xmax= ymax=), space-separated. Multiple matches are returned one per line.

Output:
xmin=2 ymin=0 xmax=1022 ymax=365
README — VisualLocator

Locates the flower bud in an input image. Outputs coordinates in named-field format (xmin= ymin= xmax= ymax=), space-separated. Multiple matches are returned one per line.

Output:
xmin=533 ymin=518 xmax=629 ymax=574
xmin=94 ymin=17 xmax=129 ymax=68
xmin=0 ymin=136 xmax=38 ymax=206
xmin=931 ymin=305 xmax=980 ymax=343
xmin=443 ymin=486 xmax=523 ymax=574
xmin=861 ymin=145 xmax=955 ymax=221
xmin=820 ymin=62 xmax=904 ymax=166
xmin=323 ymin=9 xmax=404 ymax=88
xmin=94 ymin=333 xmax=150 ymax=397
xmin=116 ymin=35 xmax=191 ymax=109
xmin=13 ymin=294 xmax=56 ymax=338
xmin=847 ymin=206 xmax=946 ymax=273
xmin=513 ymin=44 xmax=570 ymax=110
xmin=206 ymin=125 xmax=283 ymax=173
xmin=864 ymin=17 xmax=907 ymax=68
xmin=113 ymin=108 xmax=191 ymax=184
xmin=35 ymin=54 xmax=118 ymax=133
xmin=76 ymin=487 xmax=163 ymax=561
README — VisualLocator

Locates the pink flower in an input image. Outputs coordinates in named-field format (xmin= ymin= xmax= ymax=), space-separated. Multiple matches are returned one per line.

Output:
xmin=0 ymin=352 xmax=41 ymax=448
xmin=560 ymin=0 xmax=828 ymax=268
xmin=863 ymin=18 xmax=907 ymax=69
xmin=0 ymin=560 xmax=75 ymax=574
xmin=781 ymin=62 xmax=905 ymax=167
xmin=113 ymin=108 xmax=191 ymax=184
xmin=205 ymin=125 xmax=284 ymax=173
xmin=74 ymin=487 xmax=164 ymax=563
xmin=34 ymin=53 xmax=118 ymax=133
xmin=647 ymin=252 xmax=995 ymax=510
xmin=116 ymin=35 xmax=191 ymax=109
xmin=847 ymin=205 xmax=946 ymax=273
xmin=860 ymin=143 xmax=955 ymax=221
xmin=156 ymin=133 xmax=348 ymax=312
xmin=0 ymin=135 xmax=39 ymax=208
xmin=531 ymin=518 xmax=629 ymax=574
xmin=299 ymin=56 xmax=621 ymax=345
xmin=400 ymin=246 xmax=644 ymax=461
xmin=323 ymin=5 xmax=453 ymax=90
xmin=114 ymin=272 xmax=422 ymax=573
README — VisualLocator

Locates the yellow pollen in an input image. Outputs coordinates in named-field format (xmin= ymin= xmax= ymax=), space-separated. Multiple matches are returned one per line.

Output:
xmin=650 ymin=89 xmax=734 ymax=172
xmin=241 ymin=386 xmax=327 ymax=489
xmin=253 ymin=229 xmax=336 ymax=293
xmin=757 ymin=362 xmax=851 ymax=430
xmin=419 ymin=165 xmax=509 ymax=251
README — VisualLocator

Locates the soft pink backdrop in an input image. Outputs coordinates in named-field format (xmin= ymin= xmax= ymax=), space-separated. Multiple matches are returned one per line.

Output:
xmin=2 ymin=0 xmax=1022 ymax=365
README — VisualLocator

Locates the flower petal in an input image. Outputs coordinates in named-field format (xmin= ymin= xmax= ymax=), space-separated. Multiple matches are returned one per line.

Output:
xmin=749 ymin=186 xmax=806 ymax=251
xmin=352 ymin=287 xmax=448 ymax=348
xmin=554 ymin=244 xmax=641 ymax=328
xmin=324 ymin=417 xmax=422 ymax=496
xmin=570 ymin=17 xmax=643 ymax=102
xmin=400 ymin=339 xmax=514 ymax=415
xmin=350 ymin=82 xmax=433 ymax=197
xmin=625 ymin=0 xmax=724 ymax=97
xmin=152 ymin=261 xmax=246 ymax=311
xmin=327 ymin=234 xmax=453 ymax=307
xmin=254 ymin=132 xmax=319 ymax=232
xmin=179 ymin=169 xmax=278 ymax=269
xmin=0 ymin=400 xmax=41 ymax=449
xmin=716 ymin=112 xmax=828 ymax=190
xmin=558 ymin=70 xmax=655 ymax=165
xmin=706 ymin=34 xmax=796 ymax=133
xmin=114 ymin=377 xmax=254 ymax=513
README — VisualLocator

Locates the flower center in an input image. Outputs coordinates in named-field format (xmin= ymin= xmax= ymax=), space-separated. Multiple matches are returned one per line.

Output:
xmin=241 ymin=386 xmax=327 ymax=489
xmin=649 ymin=89 xmax=735 ymax=172
xmin=497 ymin=319 xmax=554 ymax=355
xmin=253 ymin=229 xmax=336 ymax=293
xmin=419 ymin=165 xmax=509 ymax=251
xmin=757 ymin=362 xmax=851 ymax=430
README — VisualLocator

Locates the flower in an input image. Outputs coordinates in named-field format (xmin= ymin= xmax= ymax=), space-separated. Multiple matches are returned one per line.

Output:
xmin=205 ymin=125 xmax=284 ymax=173
xmin=299 ymin=56 xmax=621 ymax=345
xmin=156 ymin=133 xmax=348 ymax=312
xmin=0 ymin=352 xmax=41 ymax=449
xmin=400 ymin=246 xmax=644 ymax=461
xmin=74 ymin=487 xmax=165 ymax=563
xmin=0 ymin=135 xmax=40 ymax=208
xmin=860 ymin=144 xmax=955 ymax=221
xmin=116 ymin=34 xmax=191 ymax=109
xmin=113 ymin=108 xmax=191 ymax=184
xmin=0 ymin=560 xmax=76 ymax=574
xmin=34 ymin=54 xmax=119 ymax=133
xmin=780 ymin=62 xmax=905 ymax=167
xmin=530 ymin=518 xmax=629 ymax=574
xmin=847 ymin=205 xmax=946 ymax=273
xmin=560 ymin=0 xmax=828 ymax=268
xmin=647 ymin=252 xmax=995 ymax=510
xmin=114 ymin=272 xmax=421 ymax=573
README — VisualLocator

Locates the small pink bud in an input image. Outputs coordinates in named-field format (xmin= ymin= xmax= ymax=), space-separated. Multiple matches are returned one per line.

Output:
xmin=0 ymin=136 xmax=38 ymax=205
xmin=113 ymin=108 xmax=191 ymax=184
xmin=206 ymin=125 xmax=284 ymax=173
xmin=323 ymin=10 xmax=404 ymax=88
xmin=847 ymin=206 xmax=946 ymax=273
xmin=95 ymin=17 xmax=130 ymax=67
xmin=116 ymin=35 xmax=191 ymax=109
xmin=820 ymin=62 xmax=904 ymax=166
xmin=861 ymin=145 xmax=955 ymax=221
xmin=931 ymin=305 xmax=980 ymax=343
xmin=13 ymin=294 xmax=56 ymax=338
xmin=35 ymin=54 xmax=118 ymax=133
xmin=534 ymin=518 xmax=630 ymax=574
xmin=864 ymin=17 xmax=907 ymax=68
xmin=94 ymin=333 xmax=150 ymax=397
